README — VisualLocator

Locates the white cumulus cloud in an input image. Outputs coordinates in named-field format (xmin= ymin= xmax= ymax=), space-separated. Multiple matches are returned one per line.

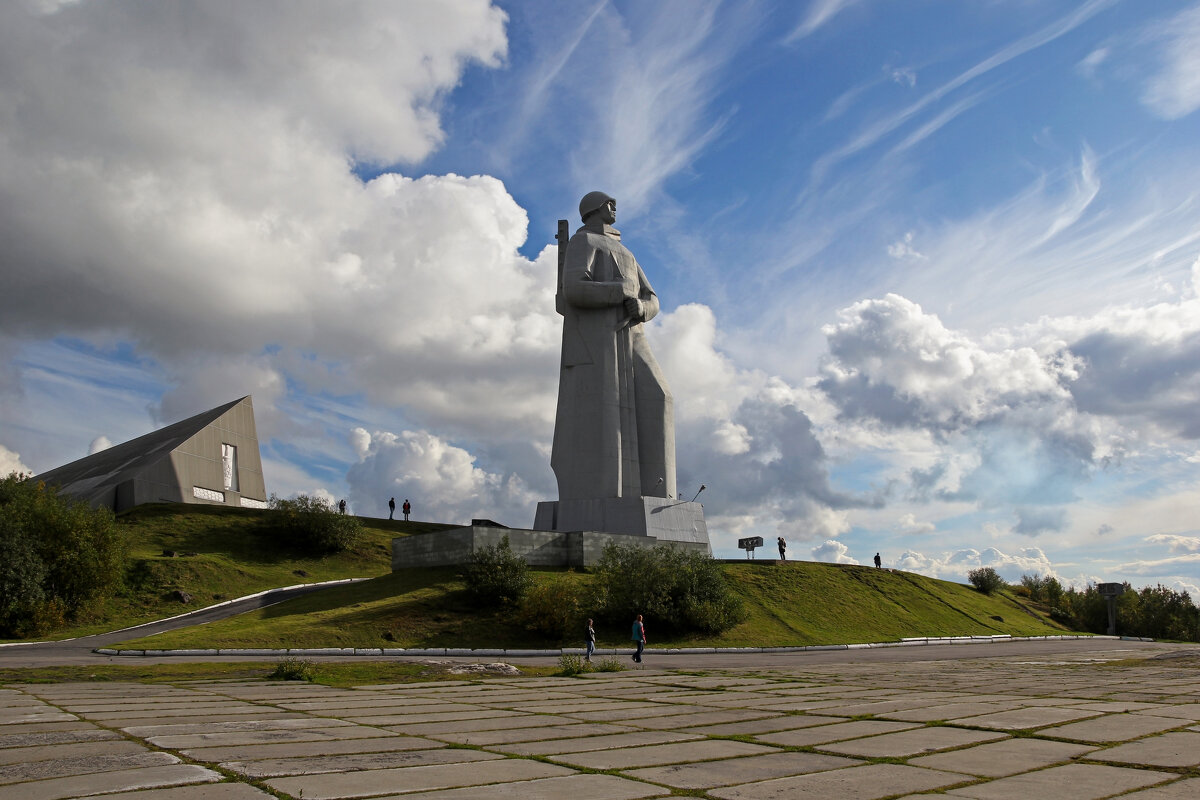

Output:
xmin=812 ymin=539 xmax=859 ymax=564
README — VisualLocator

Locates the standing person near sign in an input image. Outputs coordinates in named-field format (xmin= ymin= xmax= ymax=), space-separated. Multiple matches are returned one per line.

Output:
xmin=778 ymin=537 xmax=786 ymax=560
xmin=631 ymin=614 xmax=645 ymax=663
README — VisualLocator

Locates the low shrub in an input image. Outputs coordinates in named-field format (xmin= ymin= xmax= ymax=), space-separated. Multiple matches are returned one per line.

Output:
xmin=593 ymin=656 xmax=625 ymax=672
xmin=463 ymin=536 xmax=530 ymax=607
xmin=268 ymin=657 xmax=316 ymax=681
xmin=557 ymin=653 xmax=587 ymax=676
xmin=967 ymin=567 xmax=1005 ymax=595
xmin=265 ymin=494 xmax=362 ymax=554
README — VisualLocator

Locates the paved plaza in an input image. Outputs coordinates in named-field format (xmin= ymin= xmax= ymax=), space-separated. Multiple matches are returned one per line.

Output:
xmin=2 ymin=645 xmax=1199 ymax=799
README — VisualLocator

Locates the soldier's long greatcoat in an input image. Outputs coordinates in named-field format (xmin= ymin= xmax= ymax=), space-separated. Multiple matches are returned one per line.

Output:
xmin=551 ymin=222 xmax=676 ymax=502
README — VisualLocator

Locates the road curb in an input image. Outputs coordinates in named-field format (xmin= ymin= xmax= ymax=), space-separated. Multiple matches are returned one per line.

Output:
xmin=94 ymin=633 xmax=1155 ymax=658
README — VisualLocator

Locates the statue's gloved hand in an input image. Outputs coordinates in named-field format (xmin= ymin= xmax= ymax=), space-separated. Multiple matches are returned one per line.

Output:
xmin=624 ymin=297 xmax=644 ymax=320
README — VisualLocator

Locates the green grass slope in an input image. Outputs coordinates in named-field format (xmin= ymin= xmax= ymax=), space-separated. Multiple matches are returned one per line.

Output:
xmin=115 ymin=557 xmax=1071 ymax=651
xmin=20 ymin=503 xmax=454 ymax=640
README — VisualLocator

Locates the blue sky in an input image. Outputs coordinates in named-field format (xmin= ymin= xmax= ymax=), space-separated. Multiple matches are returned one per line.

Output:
xmin=2 ymin=0 xmax=1199 ymax=594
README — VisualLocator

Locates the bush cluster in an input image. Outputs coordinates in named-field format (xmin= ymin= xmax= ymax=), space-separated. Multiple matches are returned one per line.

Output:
xmin=265 ymin=494 xmax=362 ymax=554
xmin=1019 ymin=572 xmax=1065 ymax=607
xmin=462 ymin=540 xmax=744 ymax=640
xmin=1017 ymin=574 xmax=1200 ymax=642
xmin=591 ymin=543 xmax=746 ymax=635
xmin=463 ymin=536 xmax=531 ymax=606
xmin=0 ymin=473 xmax=127 ymax=637
xmin=514 ymin=571 xmax=583 ymax=638
xmin=967 ymin=567 xmax=1006 ymax=595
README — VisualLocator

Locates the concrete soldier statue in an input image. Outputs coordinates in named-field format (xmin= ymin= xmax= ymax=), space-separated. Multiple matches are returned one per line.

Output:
xmin=550 ymin=191 xmax=676 ymax=503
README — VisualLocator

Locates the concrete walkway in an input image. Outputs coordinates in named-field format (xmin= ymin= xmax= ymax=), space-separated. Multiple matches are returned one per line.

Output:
xmin=3 ymin=643 xmax=1199 ymax=799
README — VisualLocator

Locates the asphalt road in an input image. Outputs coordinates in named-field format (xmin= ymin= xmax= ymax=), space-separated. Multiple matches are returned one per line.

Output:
xmin=0 ymin=581 xmax=349 ymax=668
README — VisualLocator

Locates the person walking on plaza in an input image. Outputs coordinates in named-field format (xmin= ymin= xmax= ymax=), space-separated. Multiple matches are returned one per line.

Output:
xmin=585 ymin=618 xmax=596 ymax=663
xmin=388 ymin=497 xmax=395 ymax=520
xmin=402 ymin=499 xmax=411 ymax=521
xmin=777 ymin=536 xmax=786 ymax=560
xmin=631 ymin=614 xmax=645 ymax=663
xmin=874 ymin=552 xmax=882 ymax=568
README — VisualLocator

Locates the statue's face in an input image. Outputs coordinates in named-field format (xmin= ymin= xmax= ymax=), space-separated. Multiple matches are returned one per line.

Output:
xmin=598 ymin=198 xmax=616 ymax=225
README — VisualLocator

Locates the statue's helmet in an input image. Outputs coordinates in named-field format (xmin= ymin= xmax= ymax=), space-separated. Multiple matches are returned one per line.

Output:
xmin=579 ymin=191 xmax=615 ymax=221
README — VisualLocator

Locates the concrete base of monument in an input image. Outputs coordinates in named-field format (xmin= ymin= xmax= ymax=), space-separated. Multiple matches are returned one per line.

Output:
xmin=391 ymin=522 xmax=709 ymax=569
xmin=533 ymin=496 xmax=710 ymax=550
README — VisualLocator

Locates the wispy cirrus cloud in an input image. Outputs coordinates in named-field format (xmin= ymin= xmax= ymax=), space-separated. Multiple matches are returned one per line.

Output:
xmin=561 ymin=0 xmax=759 ymax=213
xmin=787 ymin=0 xmax=864 ymax=42
xmin=809 ymin=0 xmax=1117 ymax=184
xmin=1140 ymin=3 xmax=1200 ymax=119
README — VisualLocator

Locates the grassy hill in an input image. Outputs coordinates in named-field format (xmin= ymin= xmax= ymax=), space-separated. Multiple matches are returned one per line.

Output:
xmin=114 ymin=561 xmax=1070 ymax=651
xmin=22 ymin=504 xmax=1072 ymax=648
xmin=9 ymin=503 xmax=452 ymax=640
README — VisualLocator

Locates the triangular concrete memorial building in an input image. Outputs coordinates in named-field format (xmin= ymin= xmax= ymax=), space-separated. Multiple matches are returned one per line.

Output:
xmin=34 ymin=396 xmax=267 ymax=513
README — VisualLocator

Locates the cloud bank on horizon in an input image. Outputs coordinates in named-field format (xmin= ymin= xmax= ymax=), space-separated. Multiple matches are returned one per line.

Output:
xmin=2 ymin=0 xmax=1199 ymax=596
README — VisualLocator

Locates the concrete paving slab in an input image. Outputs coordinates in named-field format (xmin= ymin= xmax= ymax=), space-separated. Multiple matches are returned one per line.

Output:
xmin=943 ymin=763 xmax=1179 ymax=800
xmin=755 ymin=719 xmax=919 ymax=747
xmin=57 ymin=784 xmax=275 ymax=800
xmin=221 ymin=746 xmax=503 ymax=778
xmin=948 ymin=706 xmax=1103 ymax=730
xmin=0 ymin=739 xmax=150 ymax=767
xmin=819 ymin=726 xmax=1008 ymax=757
xmin=682 ymin=713 xmax=845 ymax=736
xmin=1044 ymin=713 xmax=1187 ymax=742
xmin=429 ymin=722 xmax=633 ymax=746
xmin=11 ymin=763 xmax=222 ymax=800
xmin=482 ymin=696 xmax=622 ymax=710
xmin=0 ymin=750 xmax=179 ymax=784
xmin=1137 ymin=704 xmax=1200 ymax=720
xmin=0 ymin=710 xmax=77 ymax=725
xmin=0 ymin=728 xmax=119 ymax=749
xmin=754 ymin=699 xmax=858 ymax=712
xmin=52 ymin=701 xmax=232 ymax=713
xmin=345 ymin=708 xmax=523 ymax=726
xmin=809 ymin=698 xmax=945 ymax=717
xmin=621 ymin=708 xmax=778 ymax=730
xmin=908 ymin=737 xmax=1097 ymax=776
xmin=1120 ymin=778 xmax=1200 ymax=799
xmin=121 ymin=716 xmax=351 ymax=737
xmin=707 ymin=762 xmax=967 ymax=800
xmin=77 ymin=704 xmax=288 ymax=721
xmin=660 ymin=691 xmax=786 ymax=706
xmin=179 ymin=735 xmax=443 ymax=763
xmin=626 ymin=751 xmax=863 ymax=789
xmin=0 ymin=721 xmax=95 ymax=735
xmin=145 ymin=724 xmax=394 ymax=750
xmin=566 ymin=704 xmax=721 ymax=722
xmin=384 ymin=713 xmax=571 ymax=736
xmin=1071 ymin=701 xmax=1169 ymax=713
xmin=1091 ymin=731 xmax=1200 ymax=767
xmin=492 ymin=730 xmax=702 ymax=756
xmin=265 ymin=757 xmax=574 ymax=800
xmin=369 ymin=772 xmax=670 ymax=800
xmin=880 ymin=702 xmax=1011 ymax=722
xmin=550 ymin=739 xmax=777 ymax=770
